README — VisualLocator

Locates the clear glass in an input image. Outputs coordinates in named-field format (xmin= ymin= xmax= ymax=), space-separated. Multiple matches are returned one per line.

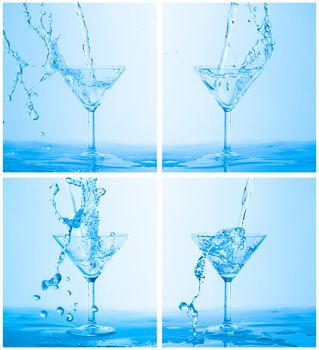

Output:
xmin=53 ymin=234 xmax=128 ymax=336
xmin=192 ymin=233 xmax=266 ymax=332
xmin=194 ymin=66 xmax=263 ymax=161
xmin=58 ymin=65 xmax=125 ymax=158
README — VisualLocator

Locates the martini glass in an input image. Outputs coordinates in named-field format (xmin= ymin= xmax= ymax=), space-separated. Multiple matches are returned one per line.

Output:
xmin=194 ymin=66 xmax=263 ymax=160
xmin=192 ymin=233 xmax=266 ymax=331
xmin=59 ymin=65 xmax=125 ymax=158
xmin=54 ymin=233 xmax=127 ymax=336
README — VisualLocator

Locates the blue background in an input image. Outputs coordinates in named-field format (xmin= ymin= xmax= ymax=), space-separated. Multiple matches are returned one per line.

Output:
xmin=163 ymin=3 xmax=316 ymax=146
xmin=163 ymin=178 xmax=316 ymax=311
xmin=4 ymin=178 xmax=156 ymax=313
xmin=4 ymin=3 xmax=156 ymax=147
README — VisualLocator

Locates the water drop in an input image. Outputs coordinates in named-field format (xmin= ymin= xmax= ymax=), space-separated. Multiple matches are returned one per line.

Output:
xmin=57 ymin=306 xmax=64 ymax=315
xmin=66 ymin=276 xmax=70 ymax=281
xmin=91 ymin=305 xmax=98 ymax=313
xmin=41 ymin=131 xmax=45 ymax=136
xmin=40 ymin=310 xmax=48 ymax=318
xmin=45 ymin=144 xmax=52 ymax=150
xmin=67 ymin=290 xmax=72 ymax=296
xmin=66 ymin=313 xmax=73 ymax=322
xmin=74 ymin=302 xmax=78 ymax=307
xmin=73 ymin=309 xmax=77 ymax=313
xmin=33 ymin=294 xmax=40 ymax=300
xmin=30 ymin=109 xmax=40 ymax=121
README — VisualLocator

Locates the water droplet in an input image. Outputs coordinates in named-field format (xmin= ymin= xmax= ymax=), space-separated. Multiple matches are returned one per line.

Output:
xmin=66 ymin=277 xmax=70 ymax=281
xmin=57 ymin=306 xmax=64 ymax=315
xmin=41 ymin=131 xmax=45 ymax=136
xmin=40 ymin=310 xmax=48 ymax=318
xmin=33 ymin=294 xmax=40 ymax=300
xmin=73 ymin=309 xmax=77 ymax=313
xmin=74 ymin=302 xmax=78 ymax=307
xmin=30 ymin=109 xmax=40 ymax=120
xmin=67 ymin=290 xmax=72 ymax=296
xmin=91 ymin=305 xmax=98 ymax=313
xmin=45 ymin=144 xmax=52 ymax=150
xmin=66 ymin=313 xmax=73 ymax=322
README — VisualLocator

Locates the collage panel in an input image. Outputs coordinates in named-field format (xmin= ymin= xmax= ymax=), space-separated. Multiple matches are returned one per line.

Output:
xmin=3 ymin=3 xmax=156 ymax=172
xmin=163 ymin=178 xmax=315 ymax=346
xmin=3 ymin=177 xmax=157 ymax=347
xmin=163 ymin=3 xmax=316 ymax=172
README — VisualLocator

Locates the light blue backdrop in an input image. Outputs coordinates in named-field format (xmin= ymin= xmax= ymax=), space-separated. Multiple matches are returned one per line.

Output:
xmin=163 ymin=178 xmax=315 ymax=311
xmin=4 ymin=3 xmax=156 ymax=146
xmin=163 ymin=3 xmax=316 ymax=146
xmin=4 ymin=178 xmax=156 ymax=312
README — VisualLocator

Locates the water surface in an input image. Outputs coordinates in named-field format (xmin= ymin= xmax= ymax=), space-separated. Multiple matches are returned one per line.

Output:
xmin=163 ymin=141 xmax=315 ymax=172
xmin=163 ymin=307 xmax=315 ymax=347
xmin=4 ymin=141 xmax=156 ymax=172
xmin=4 ymin=308 xmax=156 ymax=347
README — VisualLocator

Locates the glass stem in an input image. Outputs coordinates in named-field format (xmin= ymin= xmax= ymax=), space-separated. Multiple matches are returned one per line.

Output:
xmin=223 ymin=110 xmax=232 ymax=153
xmin=87 ymin=278 xmax=96 ymax=325
xmin=88 ymin=110 xmax=96 ymax=153
xmin=223 ymin=281 xmax=232 ymax=325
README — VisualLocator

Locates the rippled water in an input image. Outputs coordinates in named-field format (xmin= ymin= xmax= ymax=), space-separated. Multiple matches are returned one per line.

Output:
xmin=163 ymin=307 xmax=315 ymax=347
xmin=4 ymin=308 xmax=156 ymax=347
xmin=4 ymin=142 xmax=156 ymax=172
xmin=163 ymin=141 xmax=315 ymax=172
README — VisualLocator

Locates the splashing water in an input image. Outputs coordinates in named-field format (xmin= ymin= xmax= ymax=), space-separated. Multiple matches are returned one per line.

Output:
xmin=179 ymin=255 xmax=206 ymax=336
xmin=219 ymin=3 xmax=274 ymax=72
xmin=218 ymin=3 xmax=239 ymax=71
xmin=42 ymin=178 xmax=107 ymax=291
xmin=179 ymin=179 xmax=254 ymax=335
xmin=75 ymin=3 xmax=95 ymax=75
xmin=239 ymin=178 xmax=255 ymax=227
xmin=4 ymin=3 xmax=96 ymax=120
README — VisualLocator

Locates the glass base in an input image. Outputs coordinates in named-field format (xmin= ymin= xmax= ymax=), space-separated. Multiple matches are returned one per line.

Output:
xmin=81 ymin=150 xmax=105 ymax=160
xmin=67 ymin=324 xmax=116 ymax=337
xmin=206 ymin=322 xmax=238 ymax=334
xmin=215 ymin=150 xmax=242 ymax=161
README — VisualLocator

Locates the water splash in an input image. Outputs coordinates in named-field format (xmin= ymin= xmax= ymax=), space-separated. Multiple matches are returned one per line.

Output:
xmin=4 ymin=3 xmax=95 ymax=120
xmin=219 ymin=3 xmax=274 ymax=72
xmin=180 ymin=179 xmax=255 ymax=334
xmin=179 ymin=255 xmax=206 ymax=336
xmin=42 ymin=178 xmax=107 ymax=290
xmin=218 ymin=3 xmax=239 ymax=71
xmin=239 ymin=178 xmax=255 ymax=227
xmin=75 ymin=3 xmax=95 ymax=75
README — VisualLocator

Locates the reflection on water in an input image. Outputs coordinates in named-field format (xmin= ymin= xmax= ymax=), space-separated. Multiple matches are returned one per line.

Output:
xmin=163 ymin=141 xmax=315 ymax=172
xmin=4 ymin=141 xmax=156 ymax=172
xmin=163 ymin=307 xmax=316 ymax=347
xmin=4 ymin=308 xmax=156 ymax=347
